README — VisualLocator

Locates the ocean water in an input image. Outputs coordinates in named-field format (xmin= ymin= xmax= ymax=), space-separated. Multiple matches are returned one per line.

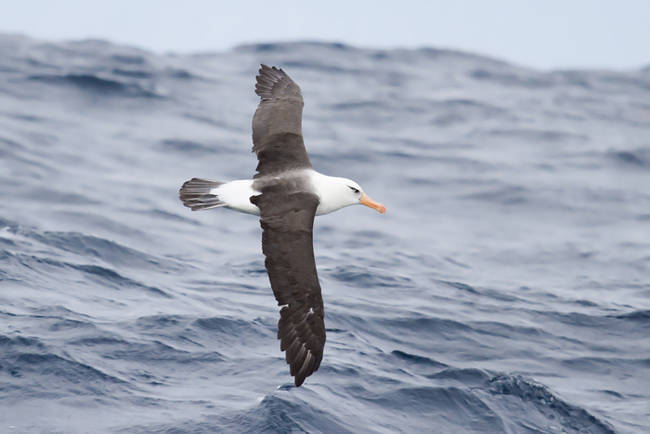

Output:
xmin=1 ymin=33 xmax=649 ymax=433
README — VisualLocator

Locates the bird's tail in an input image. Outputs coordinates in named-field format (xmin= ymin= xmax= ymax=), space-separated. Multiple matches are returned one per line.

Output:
xmin=179 ymin=178 xmax=226 ymax=211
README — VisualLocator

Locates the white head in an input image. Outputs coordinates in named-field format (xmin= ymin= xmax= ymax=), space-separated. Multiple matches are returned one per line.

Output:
xmin=313 ymin=175 xmax=386 ymax=215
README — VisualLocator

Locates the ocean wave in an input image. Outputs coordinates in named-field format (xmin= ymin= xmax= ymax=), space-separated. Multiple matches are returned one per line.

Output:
xmin=609 ymin=149 xmax=650 ymax=167
xmin=27 ymin=73 xmax=164 ymax=98
xmin=613 ymin=309 xmax=650 ymax=322
xmin=0 ymin=334 xmax=130 ymax=400
xmin=487 ymin=375 xmax=615 ymax=433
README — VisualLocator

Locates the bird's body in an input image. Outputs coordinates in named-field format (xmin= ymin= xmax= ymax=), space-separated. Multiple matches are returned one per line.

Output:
xmin=184 ymin=169 xmax=376 ymax=216
xmin=180 ymin=65 xmax=385 ymax=386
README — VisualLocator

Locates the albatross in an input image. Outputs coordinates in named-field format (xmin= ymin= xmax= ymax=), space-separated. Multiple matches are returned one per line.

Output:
xmin=179 ymin=64 xmax=386 ymax=387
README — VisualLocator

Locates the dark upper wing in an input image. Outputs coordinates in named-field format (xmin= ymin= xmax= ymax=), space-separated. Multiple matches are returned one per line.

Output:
xmin=250 ymin=190 xmax=325 ymax=387
xmin=252 ymin=64 xmax=312 ymax=177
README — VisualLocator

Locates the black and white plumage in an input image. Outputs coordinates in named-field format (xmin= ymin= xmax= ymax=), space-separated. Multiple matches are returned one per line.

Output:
xmin=179 ymin=64 xmax=385 ymax=387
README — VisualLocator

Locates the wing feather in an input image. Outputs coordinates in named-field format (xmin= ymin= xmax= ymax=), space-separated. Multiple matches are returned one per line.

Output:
xmin=252 ymin=65 xmax=311 ymax=177
xmin=250 ymin=190 xmax=326 ymax=387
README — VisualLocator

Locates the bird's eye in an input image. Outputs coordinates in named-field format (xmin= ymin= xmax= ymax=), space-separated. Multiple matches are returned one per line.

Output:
xmin=348 ymin=186 xmax=360 ymax=194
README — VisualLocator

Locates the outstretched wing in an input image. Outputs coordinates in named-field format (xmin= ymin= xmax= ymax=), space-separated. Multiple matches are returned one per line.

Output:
xmin=250 ymin=190 xmax=326 ymax=387
xmin=252 ymin=64 xmax=312 ymax=177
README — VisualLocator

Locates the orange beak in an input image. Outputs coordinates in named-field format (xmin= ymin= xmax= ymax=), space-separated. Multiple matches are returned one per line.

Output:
xmin=360 ymin=193 xmax=386 ymax=214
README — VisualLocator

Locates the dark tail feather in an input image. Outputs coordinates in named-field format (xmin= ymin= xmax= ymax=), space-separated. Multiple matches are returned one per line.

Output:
xmin=179 ymin=178 xmax=225 ymax=211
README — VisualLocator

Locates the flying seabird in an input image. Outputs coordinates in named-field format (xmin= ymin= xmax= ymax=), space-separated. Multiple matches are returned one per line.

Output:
xmin=179 ymin=64 xmax=386 ymax=387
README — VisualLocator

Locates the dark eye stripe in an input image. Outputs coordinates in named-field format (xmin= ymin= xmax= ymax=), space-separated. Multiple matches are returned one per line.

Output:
xmin=348 ymin=186 xmax=360 ymax=193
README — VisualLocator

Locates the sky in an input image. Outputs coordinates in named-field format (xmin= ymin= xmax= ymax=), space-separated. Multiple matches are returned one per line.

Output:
xmin=2 ymin=0 xmax=649 ymax=70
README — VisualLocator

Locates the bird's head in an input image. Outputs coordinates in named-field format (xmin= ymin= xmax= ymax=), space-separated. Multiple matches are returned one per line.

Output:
xmin=313 ymin=174 xmax=386 ymax=215
xmin=340 ymin=178 xmax=386 ymax=214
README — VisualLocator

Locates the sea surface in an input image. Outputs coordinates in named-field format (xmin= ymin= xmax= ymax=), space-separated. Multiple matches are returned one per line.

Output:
xmin=1 ymin=33 xmax=649 ymax=433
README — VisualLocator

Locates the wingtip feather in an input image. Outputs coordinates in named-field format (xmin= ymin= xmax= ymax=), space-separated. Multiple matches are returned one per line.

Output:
xmin=254 ymin=64 xmax=298 ymax=99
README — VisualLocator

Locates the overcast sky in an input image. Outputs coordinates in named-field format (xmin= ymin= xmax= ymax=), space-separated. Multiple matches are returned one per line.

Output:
xmin=2 ymin=0 xmax=649 ymax=70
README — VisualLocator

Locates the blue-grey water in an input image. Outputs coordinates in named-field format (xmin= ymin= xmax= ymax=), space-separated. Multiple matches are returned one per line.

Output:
xmin=1 ymin=33 xmax=649 ymax=433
